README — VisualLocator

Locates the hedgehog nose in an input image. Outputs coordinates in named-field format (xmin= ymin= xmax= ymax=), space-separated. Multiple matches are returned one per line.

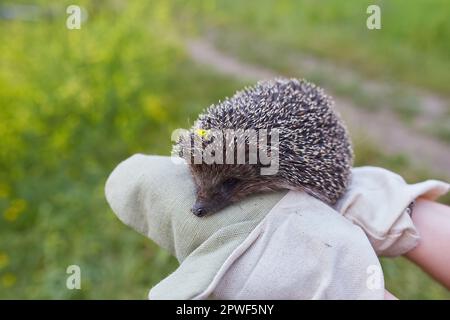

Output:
xmin=192 ymin=203 xmax=207 ymax=217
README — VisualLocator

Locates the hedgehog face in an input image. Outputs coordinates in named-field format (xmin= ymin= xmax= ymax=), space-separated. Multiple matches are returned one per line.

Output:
xmin=178 ymin=128 xmax=281 ymax=216
xmin=189 ymin=163 xmax=277 ymax=217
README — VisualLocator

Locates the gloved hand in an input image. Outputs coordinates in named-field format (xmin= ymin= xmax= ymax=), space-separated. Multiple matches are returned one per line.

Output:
xmin=335 ymin=167 xmax=449 ymax=257
xmin=105 ymin=155 xmax=384 ymax=299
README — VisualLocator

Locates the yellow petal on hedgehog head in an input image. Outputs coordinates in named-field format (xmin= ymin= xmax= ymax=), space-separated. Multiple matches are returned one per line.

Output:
xmin=196 ymin=129 xmax=209 ymax=138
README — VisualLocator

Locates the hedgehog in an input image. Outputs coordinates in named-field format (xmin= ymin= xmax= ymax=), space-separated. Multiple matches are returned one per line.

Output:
xmin=176 ymin=78 xmax=353 ymax=217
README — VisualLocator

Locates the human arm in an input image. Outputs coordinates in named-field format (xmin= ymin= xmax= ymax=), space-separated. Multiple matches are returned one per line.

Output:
xmin=405 ymin=199 xmax=450 ymax=289
xmin=383 ymin=199 xmax=450 ymax=300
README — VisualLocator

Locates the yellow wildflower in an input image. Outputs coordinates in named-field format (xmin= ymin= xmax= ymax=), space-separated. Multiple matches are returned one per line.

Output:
xmin=1 ymin=273 xmax=16 ymax=288
xmin=4 ymin=199 xmax=27 ymax=222
xmin=0 ymin=252 xmax=9 ymax=269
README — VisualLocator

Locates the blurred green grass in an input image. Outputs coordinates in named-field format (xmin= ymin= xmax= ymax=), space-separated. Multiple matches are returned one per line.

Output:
xmin=0 ymin=1 xmax=448 ymax=299
xmin=180 ymin=0 xmax=450 ymax=94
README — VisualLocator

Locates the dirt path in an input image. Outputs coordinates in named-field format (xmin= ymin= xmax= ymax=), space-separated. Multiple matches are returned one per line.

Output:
xmin=187 ymin=39 xmax=450 ymax=178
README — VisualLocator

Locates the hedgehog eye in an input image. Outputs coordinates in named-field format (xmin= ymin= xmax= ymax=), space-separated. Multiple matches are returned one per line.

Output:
xmin=222 ymin=178 xmax=240 ymax=190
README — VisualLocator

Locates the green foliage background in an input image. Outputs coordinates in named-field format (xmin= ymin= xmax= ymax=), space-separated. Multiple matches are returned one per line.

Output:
xmin=0 ymin=0 xmax=448 ymax=299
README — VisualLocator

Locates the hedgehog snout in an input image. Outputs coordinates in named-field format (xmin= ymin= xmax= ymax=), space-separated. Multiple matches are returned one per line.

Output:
xmin=191 ymin=192 xmax=232 ymax=217
xmin=191 ymin=201 xmax=208 ymax=217
xmin=191 ymin=198 xmax=224 ymax=217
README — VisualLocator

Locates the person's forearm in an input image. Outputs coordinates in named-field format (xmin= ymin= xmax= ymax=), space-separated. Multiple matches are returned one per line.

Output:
xmin=405 ymin=198 xmax=450 ymax=289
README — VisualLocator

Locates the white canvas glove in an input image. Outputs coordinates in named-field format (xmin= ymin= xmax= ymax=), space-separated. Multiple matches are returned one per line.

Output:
xmin=336 ymin=167 xmax=449 ymax=257
xmin=105 ymin=155 xmax=385 ymax=299
xmin=210 ymin=190 xmax=385 ymax=300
